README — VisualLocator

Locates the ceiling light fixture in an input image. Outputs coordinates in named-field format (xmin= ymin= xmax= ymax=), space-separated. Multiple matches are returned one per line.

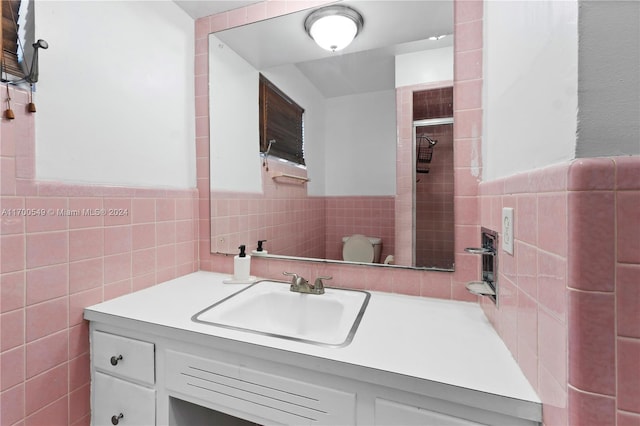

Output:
xmin=304 ymin=5 xmax=364 ymax=52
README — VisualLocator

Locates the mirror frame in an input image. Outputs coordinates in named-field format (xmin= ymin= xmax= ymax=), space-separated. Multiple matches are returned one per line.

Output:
xmin=197 ymin=0 xmax=483 ymax=284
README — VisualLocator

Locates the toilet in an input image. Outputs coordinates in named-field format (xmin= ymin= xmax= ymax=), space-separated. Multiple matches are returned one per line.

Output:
xmin=342 ymin=235 xmax=382 ymax=263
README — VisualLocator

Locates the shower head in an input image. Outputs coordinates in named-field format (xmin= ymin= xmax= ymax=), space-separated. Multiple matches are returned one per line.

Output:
xmin=419 ymin=135 xmax=437 ymax=146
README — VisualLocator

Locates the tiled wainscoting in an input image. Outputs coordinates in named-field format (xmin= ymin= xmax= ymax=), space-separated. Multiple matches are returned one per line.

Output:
xmin=210 ymin=161 xmax=395 ymax=261
xmin=479 ymin=157 xmax=640 ymax=425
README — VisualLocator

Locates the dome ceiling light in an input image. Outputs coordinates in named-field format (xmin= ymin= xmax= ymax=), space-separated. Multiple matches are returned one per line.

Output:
xmin=304 ymin=5 xmax=364 ymax=52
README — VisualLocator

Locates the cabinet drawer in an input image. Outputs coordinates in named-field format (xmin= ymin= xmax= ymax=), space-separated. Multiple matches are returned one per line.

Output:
xmin=93 ymin=372 xmax=155 ymax=426
xmin=93 ymin=331 xmax=155 ymax=385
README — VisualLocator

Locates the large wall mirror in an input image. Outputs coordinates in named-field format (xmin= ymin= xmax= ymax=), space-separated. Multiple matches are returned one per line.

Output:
xmin=209 ymin=0 xmax=455 ymax=270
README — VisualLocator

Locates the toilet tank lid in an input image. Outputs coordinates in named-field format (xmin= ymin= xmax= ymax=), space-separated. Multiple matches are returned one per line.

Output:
xmin=342 ymin=235 xmax=382 ymax=245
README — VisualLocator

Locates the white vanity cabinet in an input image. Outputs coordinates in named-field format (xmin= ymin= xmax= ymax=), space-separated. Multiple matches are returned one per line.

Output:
xmin=87 ymin=323 xmax=540 ymax=426
xmin=85 ymin=272 xmax=542 ymax=426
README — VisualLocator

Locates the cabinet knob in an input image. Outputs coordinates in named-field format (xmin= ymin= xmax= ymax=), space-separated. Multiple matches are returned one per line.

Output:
xmin=111 ymin=413 xmax=124 ymax=425
xmin=110 ymin=354 xmax=123 ymax=366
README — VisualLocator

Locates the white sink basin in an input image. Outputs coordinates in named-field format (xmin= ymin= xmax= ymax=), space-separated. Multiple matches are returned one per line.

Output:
xmin=192 ymin=280 xmax=370 ymax=347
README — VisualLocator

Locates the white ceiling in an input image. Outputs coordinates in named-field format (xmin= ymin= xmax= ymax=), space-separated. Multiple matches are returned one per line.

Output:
xmin=178 ymin=1 xmax=453 ymax=98
xmin=173 ymin=0 xmax=260 ymax=19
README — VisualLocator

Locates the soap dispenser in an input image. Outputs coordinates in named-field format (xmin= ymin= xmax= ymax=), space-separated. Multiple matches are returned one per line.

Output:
xmin=252 ymin=240 xmax=268 ymax=255
xmin=223 ymin=245 xmax=255 ymax=284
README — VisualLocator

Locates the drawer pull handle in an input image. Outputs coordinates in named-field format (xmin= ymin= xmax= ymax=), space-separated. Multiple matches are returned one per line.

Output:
xmin=110 ymin=354 xmax=123 ymax=366
xmin=111 ymin=413 xmax=124 ymax=425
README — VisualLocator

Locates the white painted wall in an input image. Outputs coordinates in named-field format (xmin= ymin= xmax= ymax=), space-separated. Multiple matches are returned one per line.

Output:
xmin=35 ymin=0 xmax=195 ymax=188
xmin=209 ymin=42 xmax=327 ymax=194
xmin=315 ymin=45 xmax=454 ymax=196
xmin=576 ymin=0 xmax=640 ymax=158
xmin=395 ymin=46 xmax=453 ymax=88
xmin=324 ymin=90 xmax=397 ymax=196
xmin=209 ymin=34 xmax=261 ymax=193
xmin=263 ymin=68 xmax=396 ymax=197
xmin=482 ymin=0 xmax=579 ymax=181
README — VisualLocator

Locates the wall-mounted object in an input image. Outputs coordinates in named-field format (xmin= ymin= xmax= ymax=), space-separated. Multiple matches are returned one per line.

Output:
xmin=24 ymin=39 xmax=48 ymax=84
xmin=1 ymin=0 xmax=48 ymax=85
xmin=4 ymin=84 xmax=15 ymax=119
xmin=271 ymin=173 xmax=310 ymax=184
xmin=0 ymin=0 xmax=48 ymax=114
xmin=1 ymin=39 xmax=48 ymax=86
xmin=465 ymin=227 xmax=499 ymax=305
xmin=304 ymin=5 xmax=364 ymax=52
xmin=28 ymin=84 xmax=36 ymax=112
xmin=1 ymin=38 xmax=48 ymax=116
xmin=465 ymin=281 xmax=495 ymax=297
xmin=261 ymin=139 xmax=276 ymax=171
xmin=416 ymin=135 xmax=437 ymax=174
xmin=502 ymin=207 xmax=514 ymax=255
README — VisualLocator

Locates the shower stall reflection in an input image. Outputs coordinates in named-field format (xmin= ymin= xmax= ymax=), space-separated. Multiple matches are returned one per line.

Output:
xmin=414 ymin=120 xmax=454 ymax=269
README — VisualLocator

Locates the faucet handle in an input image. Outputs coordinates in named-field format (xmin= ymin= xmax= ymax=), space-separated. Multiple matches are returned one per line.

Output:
xmin=283 ymin=272 xmax=308 ymax=290
xmin=313 ymin=276 xmax=332 ymax=294
xmin=283 ymin=271 xmax=299 ymax=282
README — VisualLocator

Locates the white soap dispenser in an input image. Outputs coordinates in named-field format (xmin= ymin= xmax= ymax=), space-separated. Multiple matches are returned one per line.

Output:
xmin=223 ymin=245 xmax=255 ymax=284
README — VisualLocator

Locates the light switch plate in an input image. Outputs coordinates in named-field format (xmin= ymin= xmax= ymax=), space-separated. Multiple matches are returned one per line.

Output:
xmin=502 ymin=207 xmax=514 ymax=255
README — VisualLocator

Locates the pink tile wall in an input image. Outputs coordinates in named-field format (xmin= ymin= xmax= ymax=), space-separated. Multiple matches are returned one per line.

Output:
xmin=479 ymin=157 xmax=640 ymax=425
xmin=210 ymin=161 xmax=325 ymax=258
xmin=197 ymin=0 xmax=483 ymax=301
xmin=325 ymin=196 xmax=395 ymax=262
xmin=212 ymin=190 xmax=394 ymax=262
xmin=0 ymin=87 xmax=199 ymax=426
xmin=210 ymin=162 xmax=395 ymax=261
xmin=479 ymin=163 xmax=570 ymax=425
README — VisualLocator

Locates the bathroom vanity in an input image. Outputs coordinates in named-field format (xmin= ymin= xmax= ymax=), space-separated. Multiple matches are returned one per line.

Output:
xmin=84 ymin=271 xmax=541 ymax=425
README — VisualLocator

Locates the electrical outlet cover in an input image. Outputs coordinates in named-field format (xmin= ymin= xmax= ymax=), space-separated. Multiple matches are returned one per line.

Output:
xmin=502 ymin=207 xmax=514 ymax=255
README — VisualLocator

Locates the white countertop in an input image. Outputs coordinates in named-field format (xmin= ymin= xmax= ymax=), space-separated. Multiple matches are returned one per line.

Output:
xmin=84 ymin=271 xmax=540 ymax=418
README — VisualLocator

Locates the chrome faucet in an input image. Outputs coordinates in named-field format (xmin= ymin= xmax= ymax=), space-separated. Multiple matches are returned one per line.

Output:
xmin=283 ymin=272 xmax=331 ymax=295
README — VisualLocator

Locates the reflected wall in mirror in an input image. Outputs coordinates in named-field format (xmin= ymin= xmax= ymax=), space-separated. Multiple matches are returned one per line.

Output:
xmin=209 ymin=0 xmax=454 ymax=270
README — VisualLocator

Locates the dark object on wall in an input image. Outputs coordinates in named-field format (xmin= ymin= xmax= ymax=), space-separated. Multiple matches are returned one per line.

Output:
xmin=416 ymin=135 xmax=437 ymax=173
xmin=4 ymin=83 xmax=14 ymax=119
xmin=259 ymin=74 xmax=305 ymax=166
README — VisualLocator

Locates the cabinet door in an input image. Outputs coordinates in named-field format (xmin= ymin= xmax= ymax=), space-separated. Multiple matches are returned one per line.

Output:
xmin=375 ymin=398 xmax=484 ymax=426
xmin=93 ymin=372 xmax=155 ymax=426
